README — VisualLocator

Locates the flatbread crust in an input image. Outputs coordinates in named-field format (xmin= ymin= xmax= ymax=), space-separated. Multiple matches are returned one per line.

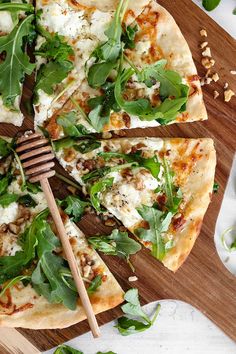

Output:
xmin=34 ymin=0 xmax=207 ymax=136
xmin=55 ymin=137 xmax=216 ymax=272
xmin=0 ymin=221 xmax=124 ymax=329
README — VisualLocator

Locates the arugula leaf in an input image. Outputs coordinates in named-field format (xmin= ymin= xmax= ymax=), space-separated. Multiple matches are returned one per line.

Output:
xmin=135 ymin=205 xmax=173 ymax=260
xmin=115 ymin=288 xmax=161 ymax=336
xmin=74 ymin=140 xmax=101 ymax=154
xmin=0 ymin=174 xmax=10 ymax=195
xmin=57 ymin=111 xmax=90 ymax=137
xmin=162 ymin=158 xmax=182 ymax=213
xmin=0 ymin=275 xmax=30 ymax=299
xmin=25 ymin=181 xmax=42 ymax=194
xmin=18 ymin=194 xmax=37 ymax=208
xmin=0 ymin=137 xmax=11 ymax=158
xmin=35 ymin=61 xmax=73 ymax=96
xmin=0 ymin=3 xmax=34 ymax=13
xmin=0 ymin=14 xmax=35 ymax=109
xmin=35 ymin=32 xmax=74 ymax=62
xmin=0 ymin=193 xmax=18 ymax=207
xmin=88 ymin=62 xmax=116 ymax=88
xmin=121 ymin=24 xmax=138 ymax=49
xmin=82 ymin=163 xmax=137 ymax=183
xmin=202 ymin=0 xmax=221 ymax=11
xmin=88 ymin=104 xmax=110 ymax=133
xmin=99 ymin=151 xmax=160 ymax=179
xmin=89 ymin=177 xmax=114 ymax=212
xmin=54 ymin=346 xmax=83 ymax=354
xmin=88 ymin=229 xmax=141 ymax=263
xmin=87 ymin=275 xmax=102 ymax=295
xmin=53 ymin=137 xmax=76 ymax=152
xmin=60 ymin=195 xmax=90 ymax=222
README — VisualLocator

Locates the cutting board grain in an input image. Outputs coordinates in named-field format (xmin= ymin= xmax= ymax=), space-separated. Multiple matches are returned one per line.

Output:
xmin=0 ymin=0 xmax=235 ymax=351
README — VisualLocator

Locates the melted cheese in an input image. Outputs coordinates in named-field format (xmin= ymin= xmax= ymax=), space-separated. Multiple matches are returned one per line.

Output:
xmin=0 ymin=202 xmax=19 ymax=225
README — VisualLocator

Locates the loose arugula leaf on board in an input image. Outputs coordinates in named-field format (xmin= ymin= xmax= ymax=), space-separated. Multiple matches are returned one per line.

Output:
xmin=202 ymin=0 xmax=221 ymax=11
xmin=89 ymin=177 xmax=114 ymax=212
xmin=57 ymin=111 xmax=90 ymax=137
xmin=115 ymin=288 xmax=161 ymax=336
xmin=87 ymin=275 xmax=102 ymax=295
xmin=59 ymin=195 xmax=90 ymax=222
xmin=0 ymin=193 xmax=18 ymax=207
xmin=54 ymin=345 xmax=83 ymax=354
xmin=121 ymin=24 xmax=138 ymax=49
xmin=88 ymin=229 xmax=141 ymax=262
xmin=135 ymin=205 xmax=173 ymax=260
xmin=35 ymin=61 xmax=73 ymax=96
xmin=0 ymin=14 xmax=35 ymax=110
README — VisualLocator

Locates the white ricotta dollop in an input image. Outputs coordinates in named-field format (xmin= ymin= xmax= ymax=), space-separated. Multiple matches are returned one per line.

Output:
xmin=0 ymin=203 xmax=18 ymax=225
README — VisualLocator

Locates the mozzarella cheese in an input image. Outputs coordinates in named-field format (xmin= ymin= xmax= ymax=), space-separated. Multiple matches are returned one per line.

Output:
xmin=0 ymin=203 xmax=19 ymax=225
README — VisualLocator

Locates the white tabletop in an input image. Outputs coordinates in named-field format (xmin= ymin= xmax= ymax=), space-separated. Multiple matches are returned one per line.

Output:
xmin=45 ymin=3 xmax=236 ymax=354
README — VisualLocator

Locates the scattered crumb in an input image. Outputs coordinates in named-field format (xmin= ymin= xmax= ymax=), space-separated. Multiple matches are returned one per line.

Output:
xmin=211 ymin=73 xmax=219 ymax=82
xmin=200 ymin=41 xmax=208 ymax=49
xmin=213 ymin=90 xmax=219 ymax=99
xmin=202 ymin=47 xmax=211 ymax=57
xmin=205 ymin=69 xmax=211 ymax=78
xmin=102 ymin=132 xmax=112 ymax=139
xmin=205 ymin=77 xmax=212 ymax=85
xmin=224 ymin=82 xmax=229 ymax=89
xmin=230 ymin=70 xmax=236 ymax=75
xmin=201 ymin=57 xmax=215 ymax=69
xmin=224 ymin=89 xmax=235 ymax=102
xmin=200 ymin=29 xmax=207 ymax=37
xmin=128 ymin=276 xmax=138 ymax=282
xmin=200 ymin=78 xmax=205 ymax=86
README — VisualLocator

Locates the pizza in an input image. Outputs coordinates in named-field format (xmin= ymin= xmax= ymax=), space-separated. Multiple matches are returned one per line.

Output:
xmin=0 ymin=1 xmax=35 ymax=126
xmin=54 ymin=137 xmax=216 ymax=272
xmin=34 ymin=0 xmax=207 ymax=138
xmin=0 ymin=136 xmax=123 ymax=329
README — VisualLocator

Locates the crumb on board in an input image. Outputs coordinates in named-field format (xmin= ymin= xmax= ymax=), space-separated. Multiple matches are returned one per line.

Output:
xmin=213 ymin=90 xmax=219 ymax=99
xmin=224 ymin=89 xmax=235 ymax=102
xmin=224 ymin=82 xmax=229 ymax=90
xmin=230 ymin=70 xmax=236 ymax=75
xmin=128 ymin=276 xmax=138 ymax=282
xmin=212 ymin=73 xmax=219 ymax=82
xmin=202 ymin=47 xmax=211 ymax=57
xmin=201 ymin=57 xmax=215 ymax=69
xmin=200 ymin=41 xmax=208 ymax=49
xmin=200 ymin=29 xmax=207 ymax=37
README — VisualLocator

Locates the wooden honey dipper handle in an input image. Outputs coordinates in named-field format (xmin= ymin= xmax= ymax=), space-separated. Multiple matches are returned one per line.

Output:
xmin=16 ymin=133 xmax=100 ymax=338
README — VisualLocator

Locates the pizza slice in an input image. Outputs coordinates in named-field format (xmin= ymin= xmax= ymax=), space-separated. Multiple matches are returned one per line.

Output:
xmin=34 ymin=0 xmax=207 ymax=138
xmin=54 ymin=137 xmax=216 ymax=271
xmin=0 ymin=1 xmax=35 ymax=126
xmin=34 ymin=0 xmax=149 ymax=130
xmin=0 ymin=136 xmax=123 ymax=329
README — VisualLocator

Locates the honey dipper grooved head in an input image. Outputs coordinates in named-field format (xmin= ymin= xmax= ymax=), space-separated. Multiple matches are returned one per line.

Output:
xmin=16 ymin=132 xmax=55 ymax=183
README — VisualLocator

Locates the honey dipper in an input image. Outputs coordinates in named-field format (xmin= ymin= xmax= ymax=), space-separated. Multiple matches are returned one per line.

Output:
xmin=16 ymin=132 xmax=101 ymax=338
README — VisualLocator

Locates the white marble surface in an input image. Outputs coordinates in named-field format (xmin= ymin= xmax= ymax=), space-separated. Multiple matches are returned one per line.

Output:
xmin=45 ymin=4 xmax=236 ymax=354
xmin=193 ymin=0 xmax=236 ymax=39
xmin=44 ymin=301 xmax=236 ymax=354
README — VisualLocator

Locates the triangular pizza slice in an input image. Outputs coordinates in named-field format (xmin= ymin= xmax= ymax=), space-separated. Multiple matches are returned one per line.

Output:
xmin=34 ymin=0 xmax=207 ymax=138
xmin=54 ymin=137 xmax=216 ymax=271
xmin=0 ymin=136 xmax=123 ymax=329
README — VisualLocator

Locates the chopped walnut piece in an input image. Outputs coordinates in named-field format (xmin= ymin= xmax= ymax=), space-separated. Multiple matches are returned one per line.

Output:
xmin=224 ymin=82 xmax=229 ymax=89
xmin=224 ymin=89 xmax=235 ymax=102
xmin=202 ymin=47 xmax=211 ymax=57
xmin=200 ymin=29 xmax=207 ymax=37
xmin=102 ymin=132 xmax=112 ymax=139
xmin=8 ymin=223 xmax=20 ymax=235
xmin=201 ymin=57 xmax=215 ymax=69
xmin=213 ymin=90 xmax=219 ymax=99
xmin=104 ymin=218 xmax=116 ymax=227
xmin=128 ymin=276 xmax=138 ymax=282
xmin=211 ymin=73 xmax=219 ymax=82
xmin=67 ymin=186 xmax=77 ymax=195
xmin=230 ymin=70 xmax=236 ymax=75
xmin=200 ymin=41 xmax=208 ymax=49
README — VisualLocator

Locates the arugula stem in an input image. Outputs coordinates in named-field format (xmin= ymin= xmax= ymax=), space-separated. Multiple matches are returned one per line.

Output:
xmin=55 ymin=172 xmax=82 ymax=190
xmin=0 ymin=275 xmax=31 ymax=298
xmin=0 ymin=3 xmax=34 ymax=12
xmin=11 ymin=149 xmax=26 ymax=189
xmin=124 ymin=54 xmax=140 ymax=75
xmin=52 ymin=80 xmax=76 ymax=104
xmin=70 ymin=97 xmax=89 ymax=121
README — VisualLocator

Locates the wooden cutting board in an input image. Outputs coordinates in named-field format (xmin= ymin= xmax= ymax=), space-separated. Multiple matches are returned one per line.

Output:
xmin=0 ymin=0 xmax=236 ymax=351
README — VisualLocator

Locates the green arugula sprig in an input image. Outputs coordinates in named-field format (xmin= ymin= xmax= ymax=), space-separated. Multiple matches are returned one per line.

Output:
xmin=135 ymin=205 xmax=173 ymax=260
xmin=88 ymin=229 xmax=141 ymax=270
xmin=57 ymin=112 xmax=91 ymax=138
xmin=162 ymin=157 xmax=182 ymax=214
xmin=0 ymin=14 xmax=35 ymax=110
xmin=59 ymin=195 xmax=90 ymax=222
xmin=90 ymin=177 xmax=114 ymax=212
xmin=115 ymin=288 xmax=161 ymax=335
xmin=202 ymin=0 xmax=221 ymax=11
